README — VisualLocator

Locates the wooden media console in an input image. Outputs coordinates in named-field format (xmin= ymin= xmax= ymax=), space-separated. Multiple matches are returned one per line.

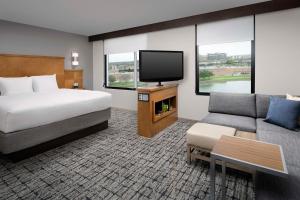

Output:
xmin=137 ymin=84 xmax=178 ymax=138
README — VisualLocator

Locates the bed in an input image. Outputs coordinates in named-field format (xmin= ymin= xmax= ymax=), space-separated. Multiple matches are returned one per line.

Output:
xmin=0 ymin=54 xmax=112 ymax=159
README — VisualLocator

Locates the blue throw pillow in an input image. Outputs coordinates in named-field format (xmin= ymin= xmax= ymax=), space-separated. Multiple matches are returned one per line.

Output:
xmin=265 ymin=97 xmax=300 ymax=130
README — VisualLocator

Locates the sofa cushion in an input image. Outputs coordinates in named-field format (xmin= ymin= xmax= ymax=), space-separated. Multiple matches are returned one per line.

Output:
xmin=256 ymin=94 xmax=285 ymax=118
xmin=287 ymin=94 xmax=300 ymax=126
xmin=256 ymin=164 xmax=300 ymax=200
xmin=256 ymin=118 xmax=300 ymax=167
xmin=265 ymin=97 xmax=300 ymax=130
xmin=209 ymin=92 xmax=256 ymax=117
xmin=201 ymin=113 xmax=256 ymax=132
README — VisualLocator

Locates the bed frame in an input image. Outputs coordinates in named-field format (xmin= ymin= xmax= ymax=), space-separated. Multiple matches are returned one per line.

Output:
xmin=0 ymin=54 xmax=110 ymax=161
xmin=9 ymin=122 xmax=108 ymax=162
xmin=0 ymin=110 xmax=110 ymax=162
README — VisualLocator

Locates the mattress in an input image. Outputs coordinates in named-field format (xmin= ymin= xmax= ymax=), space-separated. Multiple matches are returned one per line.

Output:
xmin=0 ymin=89 xmax=112 ymax=133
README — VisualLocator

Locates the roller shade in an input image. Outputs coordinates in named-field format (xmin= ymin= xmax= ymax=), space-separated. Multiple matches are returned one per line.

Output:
xmin=104 ymin=34 xmax=148 ymax=54
xmin=197 ymin=16 xmax=254 ymax=45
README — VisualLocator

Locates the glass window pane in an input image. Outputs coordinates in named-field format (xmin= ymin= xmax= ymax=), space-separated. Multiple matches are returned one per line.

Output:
xmin=107 ymin=52 xmax=135 ymax=89
xmin=198 ymin=41 xmax=252 ymax=93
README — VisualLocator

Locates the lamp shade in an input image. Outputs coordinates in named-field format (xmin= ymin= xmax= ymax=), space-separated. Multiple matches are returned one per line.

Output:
xmin=72 ymin=60 xmax=79 ymax=66
xmin=72 ymin=52 xmax=79 ymax=58
xmin=71 ymin=51 xmax=79 ymax=67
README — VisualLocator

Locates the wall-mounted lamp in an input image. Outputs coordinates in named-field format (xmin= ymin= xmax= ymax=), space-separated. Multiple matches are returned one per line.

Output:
xmin=71 ymin=51 xmax=79 ymax=68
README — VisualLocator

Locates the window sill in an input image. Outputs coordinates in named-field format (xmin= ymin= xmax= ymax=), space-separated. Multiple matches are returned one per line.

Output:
xmin=195 ymin=91 xmax=210 ymax=96
xmin=104 ymin=86 xmax=136 ymax=91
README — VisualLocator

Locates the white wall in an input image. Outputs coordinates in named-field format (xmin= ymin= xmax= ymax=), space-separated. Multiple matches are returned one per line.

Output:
xmin=93 ymin=8 xmax=300 ymax=120
xmin=255 ymin=8 xmax=300 ymax=95
xmin=93 ymin=41 xmax=103 ymax=91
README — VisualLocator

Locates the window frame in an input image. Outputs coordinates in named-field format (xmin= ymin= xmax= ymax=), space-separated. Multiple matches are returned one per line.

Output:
xmin=195 ymin=23 xmax=256 ymax=96
xmin=104 ymin=53 xmax=137 ymax=91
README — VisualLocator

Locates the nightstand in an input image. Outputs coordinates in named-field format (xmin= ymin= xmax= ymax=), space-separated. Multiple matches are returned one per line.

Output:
xmin=64 ymin=69 xmax=83 ymax=89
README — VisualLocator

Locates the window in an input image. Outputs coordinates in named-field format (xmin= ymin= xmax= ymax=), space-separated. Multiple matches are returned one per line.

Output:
xmin=105 ymin=51 xmax=147 ymax=89
xmin=196 ymin=16 xmax=255 ymax=95
xmin=197 ymin=41 xmax=254 ymax=94
xmin=106 ymin=52 xmax=136 ymax=89
xmin=104 ymin=34 xmax=148 ymax=90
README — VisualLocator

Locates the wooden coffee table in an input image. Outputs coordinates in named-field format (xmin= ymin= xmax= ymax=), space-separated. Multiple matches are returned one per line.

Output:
xmin=210 ymin=135 xmax=288 ymax=200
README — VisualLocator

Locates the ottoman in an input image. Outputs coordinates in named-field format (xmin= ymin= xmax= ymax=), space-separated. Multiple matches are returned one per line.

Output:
xmin=186 ymin=123 xmax=236 ymax=164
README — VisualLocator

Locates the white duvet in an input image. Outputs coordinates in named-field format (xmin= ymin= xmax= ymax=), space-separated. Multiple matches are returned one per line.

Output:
xmin=0 ymin=89 xmax=112 ymax=133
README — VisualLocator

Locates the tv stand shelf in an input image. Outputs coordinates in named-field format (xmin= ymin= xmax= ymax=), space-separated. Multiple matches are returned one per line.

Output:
xmin=153 ymin=108 xmax=177 ymax=122
xmin=137 ymin=84 xmax=178 ymax=138
xmin=153 ymin=95 xmax=177 ymax=122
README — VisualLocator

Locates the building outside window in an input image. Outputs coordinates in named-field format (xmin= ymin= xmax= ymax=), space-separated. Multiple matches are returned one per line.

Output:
xmin=106 ymin=52 xmax=136 ymax=89
xmin=105 ymin=51 xmax=147 ymax=89
xmin=197 ymin=41 xmax=253 ymax=94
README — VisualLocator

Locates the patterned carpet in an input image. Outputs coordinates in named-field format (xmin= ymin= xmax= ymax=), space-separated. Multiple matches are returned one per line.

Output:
xmin=0 ymin=108 xmax=254 ymax=200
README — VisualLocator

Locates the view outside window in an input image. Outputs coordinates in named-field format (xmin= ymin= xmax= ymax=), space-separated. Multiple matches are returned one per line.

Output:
xmin=106 ymin=52 xmax=148 ymax=89
xmin=107 ymin=52 xmax=135 ymax=89
xmin=198 ymin=41 xmax=252 ymax=93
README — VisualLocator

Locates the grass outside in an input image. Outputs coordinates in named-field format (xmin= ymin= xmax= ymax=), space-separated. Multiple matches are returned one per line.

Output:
xmin=200 ymin=75 xmax=251 ymax=82
xmin=108 ymin=81 xmax=148 ymax=88
xmin=108 ymin=81 xmax=135 ymax=88
xmin=108 ymin=75 xmax=249 ymax=88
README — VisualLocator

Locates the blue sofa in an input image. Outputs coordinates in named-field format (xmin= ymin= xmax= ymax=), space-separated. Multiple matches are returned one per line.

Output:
xmin=201 ymin=92 xmax=300 ymax=200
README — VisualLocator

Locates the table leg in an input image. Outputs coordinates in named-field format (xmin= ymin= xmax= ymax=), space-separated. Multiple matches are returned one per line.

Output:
xmin=187 ymin=145 xmax=191 ymax=164
xmin=210 ymin=155 xmax=216 ymax=200
xmin=252 ymin=170 xmax=257 ymax=187
xmin=221 ymin=160 xmax=226 ymax=200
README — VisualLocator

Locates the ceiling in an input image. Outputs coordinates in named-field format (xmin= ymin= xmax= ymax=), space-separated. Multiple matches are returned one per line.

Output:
xmin=0 ymin=0 xmax=268 ymax=36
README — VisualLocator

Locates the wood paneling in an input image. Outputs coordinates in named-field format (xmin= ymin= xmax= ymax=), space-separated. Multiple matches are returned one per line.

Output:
xmin=137 ymin=84 xmax=178 ymax=138
xmin=89 ymin=0 xmax=300 ymax=41
xmin=64 ymin=69 xmax=83 ymax=89
xmin=0 ymin=54 xmax=65 ymax=88
xmin=212 ymin=135 xmax=284 ymax=172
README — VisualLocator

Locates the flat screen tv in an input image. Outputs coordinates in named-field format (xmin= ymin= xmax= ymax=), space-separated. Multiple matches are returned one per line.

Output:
xmin=139 ymin=50 xmax=184 ymax=86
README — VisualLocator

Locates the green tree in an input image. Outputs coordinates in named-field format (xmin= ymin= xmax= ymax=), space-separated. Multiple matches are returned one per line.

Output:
xmin=226 ymin=59 xmax=235 ymax=65
xmin=200 ymin=70 xmax=214 ymax=79
xmin=109 ymin=75 xmax=116 ymax=83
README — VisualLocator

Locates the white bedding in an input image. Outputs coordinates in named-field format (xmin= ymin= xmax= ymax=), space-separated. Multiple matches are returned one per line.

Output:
xmin=0 ymin=89 xmax=112 ymax=133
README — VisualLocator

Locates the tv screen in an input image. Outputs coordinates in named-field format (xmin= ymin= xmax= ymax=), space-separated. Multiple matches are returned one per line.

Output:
xmin=139 ymin=50 xmax=184 ymax=83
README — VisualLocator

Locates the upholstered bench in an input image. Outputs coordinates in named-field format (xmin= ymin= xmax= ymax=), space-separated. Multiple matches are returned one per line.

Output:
xmin=186 ymin=123 xmax=236 ymax=164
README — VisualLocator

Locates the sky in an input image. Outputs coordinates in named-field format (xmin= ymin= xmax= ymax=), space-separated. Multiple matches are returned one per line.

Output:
xmin=198 ymin=41 xmax=251 ymax=56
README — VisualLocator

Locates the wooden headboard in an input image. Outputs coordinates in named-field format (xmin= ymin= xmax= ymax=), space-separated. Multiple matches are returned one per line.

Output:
xmin=0 ymin=54 xmax=65 ymax=88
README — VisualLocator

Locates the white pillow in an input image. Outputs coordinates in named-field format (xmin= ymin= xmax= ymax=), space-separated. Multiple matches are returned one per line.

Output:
xmin=0 ymin=77 xmax=33 ymax=96
xmin=287 ymin=94 xmax=300 ymax=101
xmin=287 ymin=94 xmax=300 ymax=126
xmin=32 ymin=74 xmax=59 ymax=92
